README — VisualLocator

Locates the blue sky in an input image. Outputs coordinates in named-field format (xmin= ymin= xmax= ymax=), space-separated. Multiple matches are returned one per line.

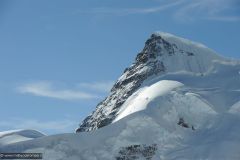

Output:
xmin=0 ymin=0 xmax=239 ymax=135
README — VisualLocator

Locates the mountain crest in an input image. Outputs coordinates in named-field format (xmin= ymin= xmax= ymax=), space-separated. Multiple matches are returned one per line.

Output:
xmin=136 ymin=33 xmax=174 ymax=65
xmin=76 ymin=32 xmax=224 ymax=132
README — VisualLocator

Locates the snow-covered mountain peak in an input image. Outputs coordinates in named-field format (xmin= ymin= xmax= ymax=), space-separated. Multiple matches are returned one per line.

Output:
xmin=76 ymin=32 xmax=237 ymax=133
xmin=136 ymin=31 xmax=224 ymax=75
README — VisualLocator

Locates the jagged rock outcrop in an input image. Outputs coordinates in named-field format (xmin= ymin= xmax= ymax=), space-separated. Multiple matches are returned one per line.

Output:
xmin=76 ymin=34 xmax=171 ymax=132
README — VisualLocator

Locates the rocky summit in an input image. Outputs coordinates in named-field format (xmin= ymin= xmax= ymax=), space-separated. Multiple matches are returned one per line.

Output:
xmin=76 ymin=32 xmax=223 ymax=132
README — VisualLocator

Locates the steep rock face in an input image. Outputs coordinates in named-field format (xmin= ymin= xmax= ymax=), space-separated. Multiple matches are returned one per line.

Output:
xmin=76 ymin=32 xmax=222 ymax=132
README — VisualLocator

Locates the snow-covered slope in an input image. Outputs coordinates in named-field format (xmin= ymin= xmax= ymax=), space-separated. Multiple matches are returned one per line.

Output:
xmin=1 ymin=69 xmax=240 ymax=159
xmin=0 ymin=129 xmax=45 ymax=146
xmin=1 ymin=32 xmax=240 ymax=159
xmin=113 ymin=80 xmax=184 ymax=122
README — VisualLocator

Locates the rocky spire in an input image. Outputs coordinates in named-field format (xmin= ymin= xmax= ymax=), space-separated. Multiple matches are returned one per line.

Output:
xmin=76 ymin=34 xmax=169 ymax=132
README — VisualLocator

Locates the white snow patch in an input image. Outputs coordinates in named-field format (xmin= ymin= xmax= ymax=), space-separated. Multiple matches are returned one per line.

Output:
xmin=114 ymin=80 xmax=183 ymax=122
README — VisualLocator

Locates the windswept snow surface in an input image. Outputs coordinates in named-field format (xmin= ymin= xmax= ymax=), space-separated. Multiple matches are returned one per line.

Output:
xmin=0 ymin=129 xmax=45 ymax=146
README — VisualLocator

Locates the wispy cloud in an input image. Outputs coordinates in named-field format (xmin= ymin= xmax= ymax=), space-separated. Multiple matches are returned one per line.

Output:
xmin=174 ymin=0 xmax=240 ymax=22
xmin=73 ymin=0 xmax=184 ymax=15
xmin=17 ymin=81 xmax=99 ymax=101
xmin=17 ymin=80 xmax=114 ymax=101
xmin=73 ymin=0 xmax=240 ymax=22
xmin=0 ymin=118 xmax=78 ymax=134
xmin=77 ymin=81 xmax=114 ymax=93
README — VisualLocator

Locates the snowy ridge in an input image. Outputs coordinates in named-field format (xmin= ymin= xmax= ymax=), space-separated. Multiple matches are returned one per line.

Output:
xmin=155 ymin=32 xmax=219 ymax=55
xmin=153 ymin=32 xmax=223 ymax=73
xmin=0 ymin=129 xmax=45 ymax=146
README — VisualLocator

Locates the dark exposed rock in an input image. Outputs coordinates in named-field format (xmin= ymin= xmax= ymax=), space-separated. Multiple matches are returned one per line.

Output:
xmin=178 ymin=117 xmax=190 ymax=128
xmin=192 ymin=126 xmax=195 ymax=130
xmin=97 ymin=117 xmax=112 ymax=128
xmin=116 ymin=144 xmax=157 ymax=160
xmin=178 ymin=117 xmax=195 ymax=130
xmin=186 ymin=52 xmax=194 ymax=56
xmin=136 ymin=52 xmax=148 ymax=64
